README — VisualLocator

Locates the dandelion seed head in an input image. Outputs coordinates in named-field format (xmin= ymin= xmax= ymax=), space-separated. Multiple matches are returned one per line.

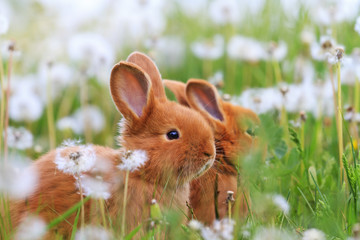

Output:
xmin=55 ymin=144 xmax=96 ymax=175
xmin=272 ymin=194 xmax=290 ymax=215
xmin=253 ymin=227 xmax=296 ymax=240
xmin=0 ymin=13 xmax=9 ymax=34
xmin=302 ymin=228 xmax=326 ymax=240
xmin=191 ymin=35 xmax=224 ymax=60
xmin=75 ymin=225 xmax=112 ymax=240
xmin=0 ymin=156 xmax=38 ymax=199
xmin=117 ymin=149 xmax=148 ymax=172
xmin=15 ymin=215 xmax=47 ymax=240
xmin=356 ymin=16 xmax=360 ymax=35
xmin=78 ymin=174 xmax=111 ymax=199
xmin=5 ymin=126 xmax=33 ymax=150
xmin=188 ymin=219 xmax=203 ymax=231
xmin=209 ymin=0 xmax=241 ymax=26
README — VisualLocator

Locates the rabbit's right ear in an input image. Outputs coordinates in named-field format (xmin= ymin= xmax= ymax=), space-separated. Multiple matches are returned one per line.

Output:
xmin=186 ymin=79 xmax=225 ymax=122
xmin=163 ymin=80 xmax=190 ymax=107
xmin=110 ymin=61 xmax=154 ymax=122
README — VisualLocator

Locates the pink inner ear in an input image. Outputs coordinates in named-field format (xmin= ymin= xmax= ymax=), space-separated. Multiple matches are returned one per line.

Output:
xmin=191 ymin=84 xmax=224 ymax=121
xmin=119 ymin=69 xmax=149 ymax=117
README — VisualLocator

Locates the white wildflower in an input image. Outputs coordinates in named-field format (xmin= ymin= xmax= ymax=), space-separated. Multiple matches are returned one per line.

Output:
xmin=5 ymin=127 xmax=33 ymax=150
xmin=201 ymin=219 xmax=235 ymax=240
xmin=144 ymin=36 xmax=185 ymax=68
xmin=191 ymin=34 xmax=224 ymax=60
xmin=55 ymin=144 xmax=96 ymax=175
xmin=0 ymin=13 xmax=9 ymax=34
xmin=209 ymin=0 xmax=241 ymax=26
xmin=175 ymin=0 xmax=208 ymax=17
xmin=188 ymin=219 xmax=203 ymax=231
xmin=9 ymin=92 xmax=44 ymax=122
xmin=227 ymin=35 xmax=267 ymax=62
xmin=301 ymin=28 xmax=316 ymax=45
xmin=253 ymin=227 xmax=297 ymax=240
xmin=310 ymin=35 xmax=336 ymax=61
xmin=272 ymin=194 xmax=290 ymax=215
xmin=208 ymin=71 xmax=224 ymax=88
xmin=302 ymin=228 xmax=326 ymax=240
xmin=1 ymin=40 xmax=21 ymax=60
xmin=117 ymin=150 xmax=148 ymax=172
xmin=75 ymin=225 xmax=112 ymax=240
xmin=266 ymin=41 xmax=288 ymax=61
xmin=356 ymin=16 xmax=360 ymax=35
xmin=79 ymin=175 xmax=111 ymax=199
xmin=0 ymin=157 xmax=38 ymax=199
xmin=57 ymin=106 xmax=105 ymax=135
xmin=15 ymin=215 xmax=47 ymax=240
xmin=326 ymin=47 xmax=345 ymax=65
xmin=68 ymin=32 xmax=115 ymax=80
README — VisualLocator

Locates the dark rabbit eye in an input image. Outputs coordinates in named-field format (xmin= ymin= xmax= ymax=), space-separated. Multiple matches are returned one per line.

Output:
xmin=166 ymin=130 xmax=179 ymax=140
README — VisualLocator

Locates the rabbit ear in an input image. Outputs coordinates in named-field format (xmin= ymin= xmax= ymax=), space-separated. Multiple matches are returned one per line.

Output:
xmin=110 ymin=61 xmax=154 ymax=121
xmin=126 ymin=51 xmax=166 ymax=101
xmin=163 ymin=80 xmax=190 ymax=107
xmin=186 ymin=79 xmax=225 ymax=122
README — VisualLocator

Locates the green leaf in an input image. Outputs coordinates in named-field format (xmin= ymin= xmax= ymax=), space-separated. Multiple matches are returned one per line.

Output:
xmin=47 ymin=196 xmax=90 ymax=230
xmin=124 ymin=224 xmax=142 ymax=240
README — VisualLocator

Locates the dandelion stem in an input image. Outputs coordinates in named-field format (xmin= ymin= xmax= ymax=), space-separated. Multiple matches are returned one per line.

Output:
xmin=46 ymin=63 xmax=56 ymax=149
xmin=4 ymin=45 xmax=14 ymax=163
xmin=355 ymin=77 xmax=360 ymax=113
xmin=121 ymin=170 xmax=130 ymax=238
xmin=0 ymin=49 xmax=5 ymax=160
xmin=336 ymin=62 xmax=344 ymax=180
xmin=77 ymin=175 xmax=85 ymax=228
xmin=272 ymin=60 xmax=282 ymax=85
xmin=228 ymin=200 xmax=232 ymax=220
xmin=99 ymin=198 xmax=107 ymax=229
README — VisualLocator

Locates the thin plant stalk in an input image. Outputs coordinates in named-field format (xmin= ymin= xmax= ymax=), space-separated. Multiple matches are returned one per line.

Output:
xmin=336 ymin=62 xmax=344 ymax=179
xmin=0 ymin=50 xmax=5 ymax=160
xmin=99 ymin=198 xmax=108 ymax=229
xmin=355 ymin=77 xmax=359 ymax=113
xmin=46 ymin=63 xmax=56 ymax=149
xmin=272 ymin=60 xmax=282 ymax=85
xmin=121 ymin=170 xmax=130 ymax=238
xmin=228 ymin=201 xmax=232 ymax=220
xmin=4 ymin=45 xmax=14 ymax=163
xmin=80 ymin=72 xmax=91 ymax=143
xmin=76 ymin=174 xmax=85 ymax=229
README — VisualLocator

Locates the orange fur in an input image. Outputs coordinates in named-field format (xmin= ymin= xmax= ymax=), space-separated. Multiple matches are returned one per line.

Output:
xmin=9 ymin=53 xmax=216 ymax=237
xmin=164 ymin=79 xmax=259 ymax=224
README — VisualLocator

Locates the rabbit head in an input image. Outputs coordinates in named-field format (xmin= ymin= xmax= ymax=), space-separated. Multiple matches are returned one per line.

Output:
xmin=110 ymin=53 xmax=216 ymax=187
xmin=164 ymin=79 xmax=259 ymax=168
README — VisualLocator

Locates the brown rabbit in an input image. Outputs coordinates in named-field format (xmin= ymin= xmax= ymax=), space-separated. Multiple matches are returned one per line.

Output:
xmin=164 ymin=79 xmax=259 ymax=224
xmin=9 ymin=53 xmax=216 ymax=237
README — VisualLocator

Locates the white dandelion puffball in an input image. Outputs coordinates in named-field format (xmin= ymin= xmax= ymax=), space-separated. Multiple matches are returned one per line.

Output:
xmin=5 ymin=126 xmax=33 ymax=150
xmin=303 ymin=228 xmax=326 ymax=240
xmin=272 ymin=194 xmax=290 ymax=215
xmin=191 ymin=34 xmax=224 ymax=60
xmin=0 ymin=157 xmax=38 ymax=199
xmin=356 ymin=16 xmax=360 ymax=35
xmin=75 ymin=225 xmax=112 ymax=240
xmin=253 ymin=227 xmax=297 ymax=240
xmin=118 ymin=150 xmax=148 ymax=172
xmin=15 ymin=215 xmax=47 ymax=240
xmin=209 ymin=0 xmax=241 ymax=26
xmin=0 ymin=13 xmax=9 ymax=34
xmin=78 ymin=175 xmax=111 ymax=200
xmin=55 ymin=144 xmax=96 ymax=175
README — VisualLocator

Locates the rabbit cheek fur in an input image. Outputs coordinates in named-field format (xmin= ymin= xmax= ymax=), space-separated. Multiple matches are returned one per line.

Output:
xmin=190 ymin=102 xmax=258 ymax=224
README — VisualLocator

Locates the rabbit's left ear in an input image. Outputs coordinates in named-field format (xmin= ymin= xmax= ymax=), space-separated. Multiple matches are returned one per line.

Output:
xmin=186 ymin=79 xmax=225 ymax=122
xmin=127 ymin=51 xmax=167 ymax=101
xmin=163 ymin=80 xmax=190 ymax=107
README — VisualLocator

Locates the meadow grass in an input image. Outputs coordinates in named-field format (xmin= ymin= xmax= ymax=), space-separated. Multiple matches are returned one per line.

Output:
xmin=1 ymin=0 xmax=360 ymax=239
